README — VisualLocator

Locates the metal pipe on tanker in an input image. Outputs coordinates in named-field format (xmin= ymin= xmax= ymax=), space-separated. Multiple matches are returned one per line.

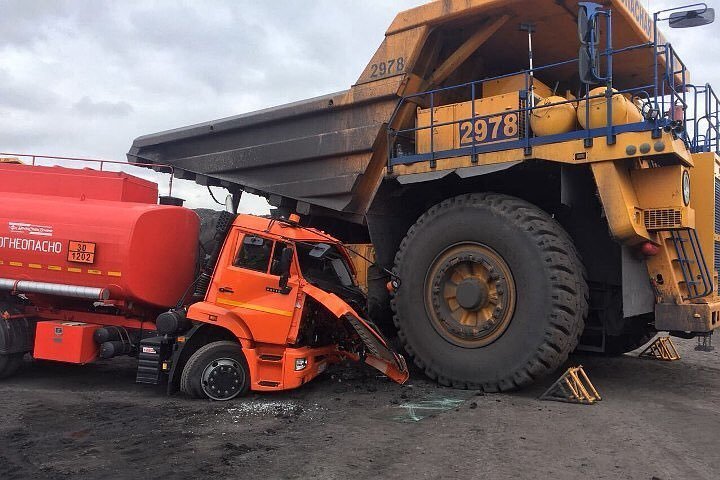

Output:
xmin=0 ymin=278 xmax=109 ymax=301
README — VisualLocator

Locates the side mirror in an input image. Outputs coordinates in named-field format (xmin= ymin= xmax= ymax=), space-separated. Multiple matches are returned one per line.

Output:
xmin=578 ymin=2 xmax=602 ymax=45
xmin=278 ymin=247 xmax=294 ymax=293
xmin=579 ymin=46 xmax=605 ymax=84
xmin=669 ymin=8 xmax=715 ymax=28
xmin=578 ymin=2 xmax=607 ymax=85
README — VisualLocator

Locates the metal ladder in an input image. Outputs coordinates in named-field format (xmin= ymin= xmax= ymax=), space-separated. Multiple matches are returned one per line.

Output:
xmin=668 ymin=228 xmax=713 ymax=300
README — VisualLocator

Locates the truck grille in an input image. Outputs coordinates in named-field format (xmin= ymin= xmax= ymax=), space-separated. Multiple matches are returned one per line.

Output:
xmin=644 ymin=208 xmax=683 ymax=230
xmin=715 ymin=178 xmax=720 ymax=233
xmin=716 ymin=177 xmax=720 ymax=292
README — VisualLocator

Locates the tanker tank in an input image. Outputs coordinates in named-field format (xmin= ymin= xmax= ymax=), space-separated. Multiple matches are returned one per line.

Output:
xmin=0 ymin=164 xmax=200 ymax=311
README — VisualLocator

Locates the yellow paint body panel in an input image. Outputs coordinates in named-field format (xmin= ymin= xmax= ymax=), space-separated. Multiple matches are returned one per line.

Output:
xmin=345 ymin=244 xmax=376 ymax=294
xmin=482 ymin=74 xmax=553 ymax=99
xmin=416 ymin=92 xmax=523 ymax=154
xmin=591 ymin=161 xmax=651 ymax=245
xmin=689 ymin=152 xmax=720 ymax=288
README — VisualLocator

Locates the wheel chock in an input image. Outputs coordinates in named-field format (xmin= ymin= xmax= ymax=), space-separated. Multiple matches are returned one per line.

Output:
xmin=695 ymin=333 xmax=714 ymax=352
xmin=539 ymin=366 xmax=602 ymax=405
xmin=639 ymin=336 xmax=680 ymax=361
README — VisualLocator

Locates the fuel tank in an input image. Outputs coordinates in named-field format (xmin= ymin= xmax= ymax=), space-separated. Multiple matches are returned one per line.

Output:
xmin=0 ymin=164 xmax=199 ymax=309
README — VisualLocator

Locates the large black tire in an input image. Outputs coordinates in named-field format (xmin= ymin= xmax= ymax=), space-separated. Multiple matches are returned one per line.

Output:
xmin=0 ymin=354 xmax=23 ymax=379
xmin=180 ymin=341 xmax=250 ymax=401
xmin=392 ymin=193 xmax=588 ymax=391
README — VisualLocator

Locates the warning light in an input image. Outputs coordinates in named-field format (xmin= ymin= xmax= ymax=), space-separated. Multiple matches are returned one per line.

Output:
xmin=640 ymin=242 xmax=660 ymax=257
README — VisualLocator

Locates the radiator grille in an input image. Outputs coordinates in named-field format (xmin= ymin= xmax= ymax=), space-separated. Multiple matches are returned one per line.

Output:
xmin=715 ymin=241 xmax=720 ymax=292
xmin=715 ymin=178 xmax=720 ymax=233
xmin=644 ymin=208 xmax=683 ymax=230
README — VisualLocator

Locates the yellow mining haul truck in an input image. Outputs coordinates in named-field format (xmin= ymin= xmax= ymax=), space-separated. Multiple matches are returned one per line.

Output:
xmin=130 ymin=1 xmax=720 ymax=391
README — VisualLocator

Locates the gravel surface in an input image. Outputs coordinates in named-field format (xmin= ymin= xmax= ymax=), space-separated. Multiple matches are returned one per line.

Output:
xmin=0 ymin=336 xmax=717 ymax=479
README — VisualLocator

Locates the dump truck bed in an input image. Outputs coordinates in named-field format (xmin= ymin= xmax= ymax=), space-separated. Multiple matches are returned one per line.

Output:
xmin=129 ymin=86 xmax=399 ymax=215
xmin=129 ymin=0 xmax=668 ymax=219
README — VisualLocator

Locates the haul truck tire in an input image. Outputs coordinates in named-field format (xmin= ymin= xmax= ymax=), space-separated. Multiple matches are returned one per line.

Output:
xmin=180 ymin=341 xmax=250 ymax=401
xmin=392 ymin=193 xmax=588 ymax=391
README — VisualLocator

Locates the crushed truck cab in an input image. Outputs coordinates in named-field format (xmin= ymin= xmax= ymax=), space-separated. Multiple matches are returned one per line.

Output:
xmin=181 ymin=213 xmax=409 ymax=393
xmin=0 ymin=163 xmax=407 ymax=400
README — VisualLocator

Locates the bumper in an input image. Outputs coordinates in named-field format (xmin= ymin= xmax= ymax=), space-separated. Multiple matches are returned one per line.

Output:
xmin=655 ymin=301 xmax=720 ymax=332
xmin=245 ymin=345 xmax=343 ymax=392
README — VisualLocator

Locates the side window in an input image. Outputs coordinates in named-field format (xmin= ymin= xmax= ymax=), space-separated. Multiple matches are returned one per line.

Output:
xmin=234 ymin=235 xmax=272 ymax=273
xmin=269 ymin=242 xmax=290 ymax=276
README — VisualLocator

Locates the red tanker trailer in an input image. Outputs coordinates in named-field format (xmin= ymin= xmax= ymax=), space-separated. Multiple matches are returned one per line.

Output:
xmin=0 ymin=161 xmax=407 ymax=400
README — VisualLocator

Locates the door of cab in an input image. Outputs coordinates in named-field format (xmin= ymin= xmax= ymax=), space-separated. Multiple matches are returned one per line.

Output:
xmin=211 ymin=230 xmax=299 ymax=344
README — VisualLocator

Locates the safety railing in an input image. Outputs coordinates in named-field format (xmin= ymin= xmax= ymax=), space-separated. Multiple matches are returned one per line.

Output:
xmin=685 ymin=83 xmax=720 ymax=153
xmin=0 ymin=152 xmax=176 ymax=196
xmin=386 ymin=23 xmax=717 ymax=168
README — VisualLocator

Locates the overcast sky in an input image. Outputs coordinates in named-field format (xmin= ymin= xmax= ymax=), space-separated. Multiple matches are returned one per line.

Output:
xmin=1 ymin=0 xmax=718 ymax=213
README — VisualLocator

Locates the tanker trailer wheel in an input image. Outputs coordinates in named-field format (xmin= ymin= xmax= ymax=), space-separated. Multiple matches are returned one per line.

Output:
xmin=392 ymin=193 xmax=588 ymax=391
xmin=0 ymin=353 xmax=23 ymax=379
xmin=0 ymin=302 xmax=26 ymax=379
xmin=180 ymin=341 xmax=250 ymax=401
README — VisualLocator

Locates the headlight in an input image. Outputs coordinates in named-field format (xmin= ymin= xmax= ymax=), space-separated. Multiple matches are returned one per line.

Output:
xmin=682 ymin=170 xmax=691 ymax=206
xmin=294 ymin=358 xmax=308 ymax=371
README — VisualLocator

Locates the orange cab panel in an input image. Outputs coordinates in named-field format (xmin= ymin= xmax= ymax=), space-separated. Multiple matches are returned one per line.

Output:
xmin=33 ymin=321 xmax=101 ymax=364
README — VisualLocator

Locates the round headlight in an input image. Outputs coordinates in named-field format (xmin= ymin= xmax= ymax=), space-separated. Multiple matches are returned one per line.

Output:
xmin=682 ymin=170 xmax=691 ymax=206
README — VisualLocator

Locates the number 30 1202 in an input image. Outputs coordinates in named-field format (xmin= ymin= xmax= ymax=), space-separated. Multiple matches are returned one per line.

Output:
xmin=459 ymin=113 xmax=519 ymax=147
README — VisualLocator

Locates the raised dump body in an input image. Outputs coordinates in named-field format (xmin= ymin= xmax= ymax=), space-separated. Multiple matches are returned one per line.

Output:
xmin=129 ymin=0 xmax=668 ymax=220
xmin=128 ymin=1 xmax=720 ymax=392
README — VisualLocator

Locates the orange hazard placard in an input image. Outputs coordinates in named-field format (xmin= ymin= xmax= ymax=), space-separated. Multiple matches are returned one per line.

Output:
xmin=67 ymin=241 xmax=96 ymax=264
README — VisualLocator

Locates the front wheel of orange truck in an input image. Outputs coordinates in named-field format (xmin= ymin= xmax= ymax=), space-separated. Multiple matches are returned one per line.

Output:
xmin=180 ymin=341 xmax=250 ymax=401
xmin=392 ymin=193 xmax=588 ymax=391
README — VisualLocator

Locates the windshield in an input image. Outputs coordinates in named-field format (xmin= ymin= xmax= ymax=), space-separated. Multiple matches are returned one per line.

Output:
xmin=296 ymin=242 xmax=355 ymax=288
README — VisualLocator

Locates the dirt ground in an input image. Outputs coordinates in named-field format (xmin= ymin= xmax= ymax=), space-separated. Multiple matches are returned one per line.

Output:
xmin=0 ymin=336 xmax=717 ymax=480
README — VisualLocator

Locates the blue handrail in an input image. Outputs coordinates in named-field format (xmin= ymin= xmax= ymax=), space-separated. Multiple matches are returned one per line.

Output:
xmin=386 ymin=16 xmax=720 ymax=168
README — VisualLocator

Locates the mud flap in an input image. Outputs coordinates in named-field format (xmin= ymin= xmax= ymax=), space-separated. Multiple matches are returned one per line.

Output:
xmin=303 ymin=284 xmax=409 ymax=384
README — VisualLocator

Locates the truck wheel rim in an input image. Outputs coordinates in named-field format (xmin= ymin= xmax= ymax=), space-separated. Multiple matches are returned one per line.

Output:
xmin=201 ymin=358 xmax=244 ymax=401
xmin=424 ymin=243 xmax=516 ymax=348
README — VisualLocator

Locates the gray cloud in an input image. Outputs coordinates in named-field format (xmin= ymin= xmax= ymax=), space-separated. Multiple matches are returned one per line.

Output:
xmin=73 ymin=96 xmax=134 ymax=117
xmin=0 ymin=69 xmax=60 ymax=111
